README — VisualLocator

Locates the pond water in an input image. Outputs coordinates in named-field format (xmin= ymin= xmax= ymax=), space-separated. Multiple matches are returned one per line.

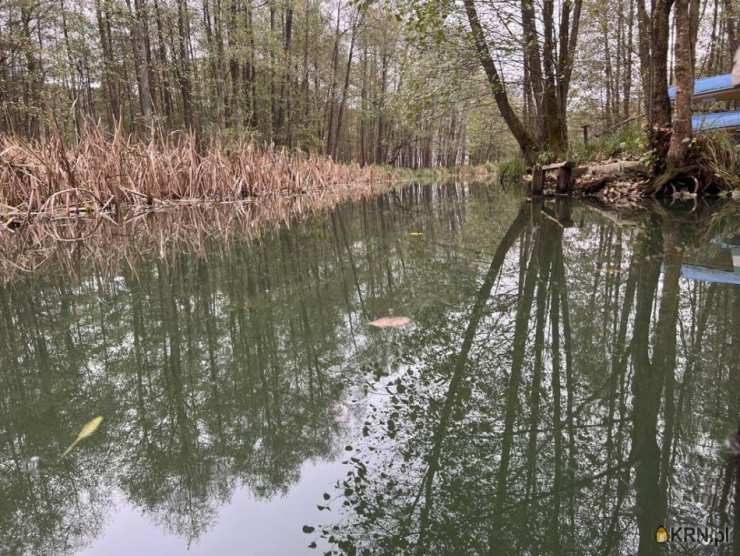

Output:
xmin=1 ymin=183 xmax=739 ymax=555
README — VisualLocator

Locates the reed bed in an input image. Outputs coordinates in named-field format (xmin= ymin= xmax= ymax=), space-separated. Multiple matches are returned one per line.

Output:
xmin=0 ymin=127 xmax=394 ymax=279
xmin=0 ymin=126 xmax=390 ymax=223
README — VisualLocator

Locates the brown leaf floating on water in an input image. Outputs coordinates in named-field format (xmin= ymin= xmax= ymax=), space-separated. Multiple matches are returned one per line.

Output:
xmin=368 ymin=316 xmax=413 ymax=328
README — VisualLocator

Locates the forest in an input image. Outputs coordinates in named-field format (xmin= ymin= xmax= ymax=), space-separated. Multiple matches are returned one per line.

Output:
xmin=2 ymin=0 xmax=740 ymax=554
xmin=2 ymin=0 xmax=738 ymax=170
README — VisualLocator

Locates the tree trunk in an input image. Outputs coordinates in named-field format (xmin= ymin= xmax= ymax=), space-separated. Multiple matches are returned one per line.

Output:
xmin=360 ymin=42 xmax=368 ymax=166
xmin=227 ymin=0 xmax=240 ymax=127
xmin=125 ymin=0 xmax=154 ymax=123
xmin=707 ymin=0 xmax=719 ymax=73
xmin=333 ymin=13 xmax=359 ymax=159
xmin=245 ymin=0 xmax=257 ymax=128
xmin=602 ymin=14 xmax=614 ymax=127
xmin=667 ymin=0 xmax=693 ymax=166
xmin=463 ymin=0 xmax=537 ymax=162
xmin=642 ymin=0 xmax=674 ymax=169
xmin=269 ymin=0 xmax=277 ymax=141
xmin=623 ymin=0 xmax=634 ymax=117
xmin=302 ymin=0 xmax=311 ymax=129
xmin=282 ymin=0 xmax=294 ymax=146
xmin=542 ymin=0 xmax=567 ymax=154
xmin=176 ymin=0 xmax=194 ymax=129
xmin=556 ymin=0 xmax=582 ymax=145
xmin=521 ymin=0 xmax=545 ymax=140
xmin=375 ymin=47 xmax=388 ymax=163
xmin=325 ymin=2 xmax=341 ymax=155
xmin=95 ymin=0 xmax=120 ymax=125
xmin=724 ymin=0 xmax=738 ymax=70
xmin=153 ymin=0 xmax=173 ymax=126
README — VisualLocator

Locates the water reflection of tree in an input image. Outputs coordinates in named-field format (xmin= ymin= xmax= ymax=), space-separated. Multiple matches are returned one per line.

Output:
xmin=324 ymin=200 xmax=740 ymax=555
xmin=0 ymin=183 xmax=484 ymax=553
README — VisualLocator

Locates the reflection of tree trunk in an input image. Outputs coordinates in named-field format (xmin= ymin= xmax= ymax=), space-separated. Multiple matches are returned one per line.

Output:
xmin=300 ymin=299 xmax=324 ymax=397
xmin=414 ymin=207 xmax=528 ymax=555
xmin=548 ymin=222 xmax=565 ymax=552
xmin=606 ymin=254 xmax=636 ymax=462
xmin=584 ymin=224 xmax=607 ymax=348
xmin=734 ymin=461 xmax=740 ymax=556
xmin=630 ymin=227 xmax=663 ymax=556
xmin=489 ymin=213 xmax=546 ymax=551
xmin=673 ymin=283 xmax=715 ymax=447
xmin=524 ymin=221 xmax=556 ymax=516
xmin=331 ymin=211 xmax=367 ymax=318
xmin=718 ymin=453 xmax=739 ymax=554
xmin=127 ymin=273 xmax=152 ymax=447
xmin=601 ymin=253 xmax=637 ymax=553
xmin=554 ymin=233 xmax=576 ymax=538
xmin=198 ymin=261 xmax=224 ymax=438
xmin=656 ymin=222 xmax=682 ymax=499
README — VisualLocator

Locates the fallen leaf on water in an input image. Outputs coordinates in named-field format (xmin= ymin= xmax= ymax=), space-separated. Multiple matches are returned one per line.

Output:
xmin=409 ymin=232 xmax=424 ymax=236
xmin=368 ymin=316 xmax=413 ymax=328
xmin=61 ymin=416 xmax=103 ymax=458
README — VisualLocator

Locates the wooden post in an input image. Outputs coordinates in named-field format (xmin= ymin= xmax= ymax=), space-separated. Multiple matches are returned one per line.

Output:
xmin=582 ymin=125 xmax=589 ymax=146
xmin=556 ymin=165 xmax=573 ymax=195
xmin=531 ymin=165 xmax=544 ymax=196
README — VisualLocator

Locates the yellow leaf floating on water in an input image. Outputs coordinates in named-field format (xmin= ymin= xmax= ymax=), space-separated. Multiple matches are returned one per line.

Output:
xmin=409 ymin=232 xmax=424 ymax=237
xmin=61 ymin=416 xmax=103 ymax=458
xmin=368 ymin=316 xmax=413 ymax=328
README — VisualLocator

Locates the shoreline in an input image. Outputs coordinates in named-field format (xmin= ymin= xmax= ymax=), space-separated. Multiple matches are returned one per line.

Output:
xmin=0 ymin=129 xmax=393 ymax=227
xmin=523 ymin=157 xmax=740 ymax=204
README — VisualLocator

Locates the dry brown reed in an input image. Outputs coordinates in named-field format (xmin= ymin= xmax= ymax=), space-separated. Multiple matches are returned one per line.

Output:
xmin=0 ymin=125 xmax=390 ymax=222
xmin=0 ymin=126 xmax=394 ymax=279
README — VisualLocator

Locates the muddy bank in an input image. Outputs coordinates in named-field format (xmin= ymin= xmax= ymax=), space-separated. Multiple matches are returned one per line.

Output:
xmin=525 ymin=158 xmax=740 ymax=204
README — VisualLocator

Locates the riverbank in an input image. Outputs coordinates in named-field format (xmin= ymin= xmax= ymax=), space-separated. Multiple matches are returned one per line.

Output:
xmin=527 ymin=157 xmax=740 ymax=204
xmin=0 ymin=127 xmax=391 ymax=226
xmin=503 ymin=124 xmax=740 ymax=203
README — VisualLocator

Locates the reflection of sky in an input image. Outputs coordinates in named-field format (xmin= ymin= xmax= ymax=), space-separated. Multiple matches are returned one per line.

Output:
xmin=81 ymin=459 xmax=345 ymax=556
xmin=7 ymin=191 xmax=738 ymax=555
xmin=680 ymin=235 xmax=740 ymax=284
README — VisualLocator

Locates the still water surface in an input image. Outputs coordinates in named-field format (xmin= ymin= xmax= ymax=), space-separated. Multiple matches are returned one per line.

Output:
xmin=1 ymin=184 xmax=739 ymax=555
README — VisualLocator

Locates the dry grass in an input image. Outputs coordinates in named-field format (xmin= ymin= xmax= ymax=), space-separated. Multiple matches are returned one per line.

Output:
xmin=0 ymin=125 xmax=390 ymax=222
xmin=0 ymin=126 xmax=394 ymax=279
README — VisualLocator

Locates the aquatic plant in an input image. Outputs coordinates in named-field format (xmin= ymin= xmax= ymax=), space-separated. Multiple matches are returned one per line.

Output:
xmin=496 ymin=156 xmax=527 ymax=185
xmin=0 ymin=125 xmax=390 ymax=222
